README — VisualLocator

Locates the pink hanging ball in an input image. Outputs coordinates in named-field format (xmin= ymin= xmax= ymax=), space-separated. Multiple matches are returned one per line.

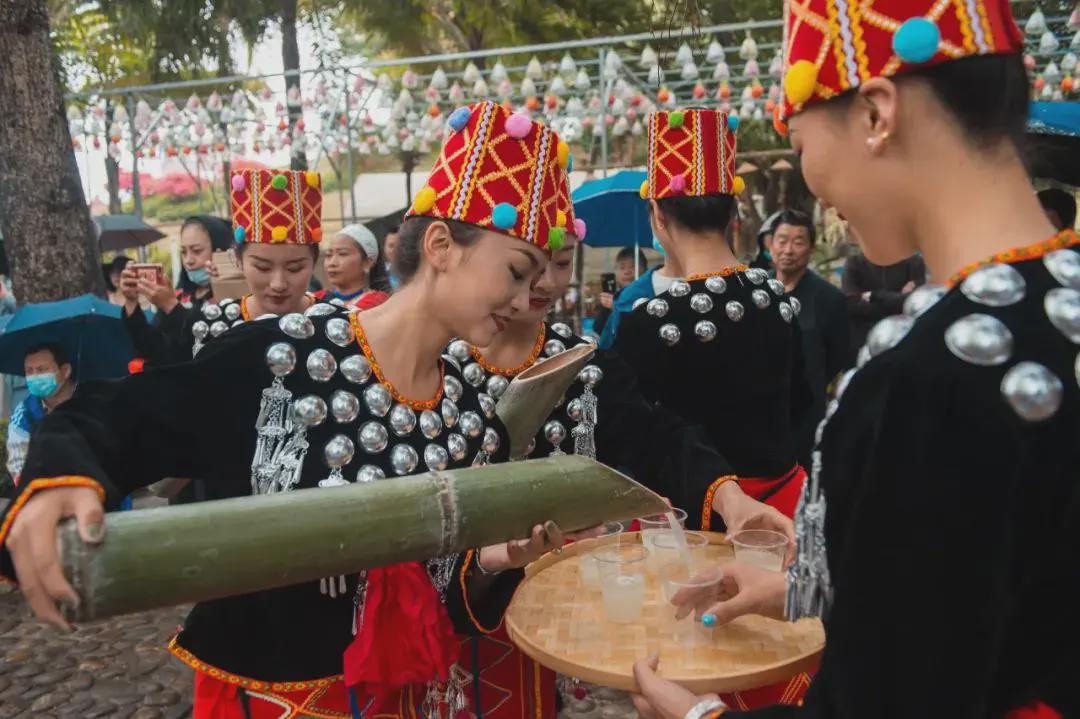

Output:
xmin=1024 ymin=54 xmax=1037 ymax=71
xmin=231 ymin=174 xmax=246 ymax=192
xmin=573 ymin=218 xmax=587 ymax=240
xmin=505 ymin=112 xmax=533 ymax=139
xmin=670 ymin=174 xmax=688 ymax=193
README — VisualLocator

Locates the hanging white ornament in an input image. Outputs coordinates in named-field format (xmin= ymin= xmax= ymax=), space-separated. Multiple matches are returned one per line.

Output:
xmin=681 ymin=61 xmax=700 ymax=81
xmin=769 ymin=82 xmax=781 ymax=100
xmin=604 ymin=51 xmax=621 ymax=80
xmin=632 ymin=119 xmax=644 ymax=136
xmin=527 ymin=57 xmax=544 ymax=80
xmin=740 ymin=101 xmax=754 ymax=118
xmin=744 ymin=59 xmax=761 ymax=77
xmin=753 ymin=107 xmax=765 ymax=121
xmin=707 ymin=40 xmax=725 ymax=64
xmin=377 ymin=142 xmax=390 ymax=155
xmin=397 ymin=88 xmax=413 ymax=107
xmin=519 ymin=77 xmax=535 ymax=97
xmin=1063 ymin=52 xmax=1078 ymax=72
xmin=231 ymin=91 xmax=246 ymax=111
xmin=575 ymin=69 xmax=591 ymax=91
xmin=496 ymin=79 xmax=513 ymax=99
xmin=713 ymin=61 xmax=731 ymax=81
xmin=1072 ymin=4 xmax=1080 ymax=30
xmin=739 ymin=33 xmax=759 ymax=61
xmin=560 ymin=53 xmax=578 ymax=77
xmin=491 ymin=61 xmax=509 ymax=84
xmin=112 ymin=105 xmax=128 ymax=123
xmin=463 ymin=63 xmax=480 ymax=84
xmin=401 ymin=70 xmax=419 ymax=90
xmin=286 ymin=86 xmax=301 ymax=107
xmin=197 ymin=108 xmax=211 ymax=125
xmin=449 ymin=82 xmax=465 ymax=103
xmin=1053 ymin=88 xmax=1065 ymax=101
xmin=430 ymin=67 xmax=448 ymax=90
xmin=377 ymin=73 xmax=393 ymax=91
xmin=1045 ymin=61 xmax=1062 ymax=81
xmin=1042 ymin=83 xmax=1054 ymax=99
xmin=740 ymin=85 xmax=754 ymax=101
xmin=676 ymin=43 xmax=694 ymax=66
xmin=1026 ymin=8 xmax=1047 ymax=36
xmin=1040 ymin=30 xmax=1060 ymax=54
xmin=207 ymin=92 xmax=223 ymax=112
xmin=472 ymin=78 xmax=490 ymax=97
xmin=769 ymin=53 xmax=783 ymax=77
xmin=353 ymin=74 xmax=366 ymax=92
xmin=648 ymin=65 xmax=665 ymax=85
xmin=612 ymin=116 xmax=629 ymax=136
xmin=1073 ymin=30 xmax=1080 ymax=50
xmin=66 ymin=105 xmax=83 ymax=122
xmin=641 ymin=45 xmax=659 ymax=67
xmin=186 ymin=93 xmax=202 ymax=111
xmin=566 ymin=97 xmax=585 ymax=116
xmin=401 ymin=135 xmax=416 ymax=152
xmin=549 ymin=75 xmax=568 ymax=96
xmin=425 ymin=86 xmax=441 ymax=103
xmin=386 ymin=133 xmax=400 ymax=148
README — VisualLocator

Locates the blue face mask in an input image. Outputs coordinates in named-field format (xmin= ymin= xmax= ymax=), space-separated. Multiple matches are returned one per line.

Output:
xmin=652 ymin=235 xmax=667 ymax=256
xmin=186 ymin=267 xmax=212 ymax=286
xmin=26 ymin=373 xmax=59 ymax=399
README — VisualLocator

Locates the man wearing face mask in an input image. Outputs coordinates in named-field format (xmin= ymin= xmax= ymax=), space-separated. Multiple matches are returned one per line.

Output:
xmin=6 ymin=344 xmax=75 ymax=482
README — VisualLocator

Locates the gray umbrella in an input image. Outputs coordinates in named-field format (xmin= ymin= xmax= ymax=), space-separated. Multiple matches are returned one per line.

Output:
xmin=94 ymin=214 xmax=166 ymax=252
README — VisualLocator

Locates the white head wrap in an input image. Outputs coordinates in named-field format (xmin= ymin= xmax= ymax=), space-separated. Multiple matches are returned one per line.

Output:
xmin=338 ymin=224 xmax=379 ymax=261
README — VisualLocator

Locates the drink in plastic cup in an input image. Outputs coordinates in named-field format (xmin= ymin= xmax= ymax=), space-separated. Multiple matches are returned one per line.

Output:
xmin=730 ymin=529 xmax=788 ymax=572
xmin=639 ymin=508 xmax=688 ymax=556
xmin=659 ymin=563 xmax=724 ymax=646
xmin=649 ymin=530 xmax=709 ymax=573
xmin=579 ymin=521 xmax=625 ymax=591
xmin=595 ymin=544 xmax=648 ymax=624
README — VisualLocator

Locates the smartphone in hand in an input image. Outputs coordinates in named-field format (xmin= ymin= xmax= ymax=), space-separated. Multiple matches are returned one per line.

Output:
xmin=130 ymin=263 xmax=165 ymax=286
xmin=601 ymin=272 xmax=617 ymax=295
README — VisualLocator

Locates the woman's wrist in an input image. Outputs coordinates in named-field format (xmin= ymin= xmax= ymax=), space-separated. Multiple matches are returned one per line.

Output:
xmin=156 ymin=294 xmax=179 ymax=314
xmin=476 ymin=546 xmax=506 ymax=574
xmin=710 ymin=478 xmax=742 ymax=520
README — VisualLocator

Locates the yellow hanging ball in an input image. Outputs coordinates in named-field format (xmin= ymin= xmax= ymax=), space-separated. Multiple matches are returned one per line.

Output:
xmin=556 ymin=210 xmax=567 ymax=228
xmin=784 ymin=60 xmax=818 ymax=106
xmin=305 ymin=171 xmax=320 ymax=188
xmin=639 ymin=180 xmax=649 ymax=199
xmin=271 ymin=225 xmax=289 ymax=242
xmin=413 ymin=186 xmax=437 ymax=214
xmin=557 ymin=141 xmax=570 ymax=169
xmin=732 ymin=176 xmax=746 ymax=195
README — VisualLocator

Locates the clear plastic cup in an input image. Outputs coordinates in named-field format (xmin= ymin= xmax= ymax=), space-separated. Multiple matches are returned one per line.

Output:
xmin=578 ymin=521 xmax=625 ymax=591
xmin=730 ymin=529 xmax=788 ymax=572
xmin=659 ymin=563 xmax=724 ymax=646
xmin=594 ymin=544 xmax=648 ymax=624
xmin=638 ymin=508 xmax=688 ymax=557
xmin=649 ymin=530 xmax=709 ymax=573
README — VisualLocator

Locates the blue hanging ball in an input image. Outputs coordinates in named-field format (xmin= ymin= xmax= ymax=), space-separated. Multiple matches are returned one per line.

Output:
xmin=234 ymin=226 xmax=246 ymax=243
xmin=893 ymin=18 xmax=941 ymax=64
xmin=447 ymin=107 xmax=472 ymax=133
xmin=567 ymin=153 xmax=573 ymax=173
xmin=652 ymin=235 xmax=667 ymax=256
xmin=492 ymin=202 xmax=518 ymax=230
xmin=728 ymin=115 xmax=740 ymax=132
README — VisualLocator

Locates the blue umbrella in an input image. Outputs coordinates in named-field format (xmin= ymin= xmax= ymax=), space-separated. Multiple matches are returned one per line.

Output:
xmin=0 ymin=294 xmax=134 ymax=379
xmin=1027 ymin=102 xmax=1080 ymax=186
xmin=572 ymin=170 xmax=651 ymax=249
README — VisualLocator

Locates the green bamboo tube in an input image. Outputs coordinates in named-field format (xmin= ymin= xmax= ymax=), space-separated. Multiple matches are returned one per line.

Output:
xmin=59 ymin=455 xmax=666 ymax=622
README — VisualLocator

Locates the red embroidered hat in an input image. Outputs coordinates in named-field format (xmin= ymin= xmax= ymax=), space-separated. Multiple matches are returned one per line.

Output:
xmin=407 ymin=101 xmax=572 ymax=252
xmin=639 ymin=109 xmax=743 ymax=200
xmin=230 ymin=169 xmax=323 ymax=245
xmin=780 ymin=0 xmax=1024 ymax=121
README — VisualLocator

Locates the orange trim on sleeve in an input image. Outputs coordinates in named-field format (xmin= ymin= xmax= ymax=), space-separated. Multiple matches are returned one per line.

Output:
xmin=459 ymin=549 xmax=503 ymax=634
xmin=0 ymin=476 xmax=106 ymax=559
xmin=701 ymin=475 xmax=738 ymax=531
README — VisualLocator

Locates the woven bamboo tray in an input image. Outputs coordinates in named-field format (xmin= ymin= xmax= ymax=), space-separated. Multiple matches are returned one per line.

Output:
xmin=505 ymin=532 xmax=824 ymax=693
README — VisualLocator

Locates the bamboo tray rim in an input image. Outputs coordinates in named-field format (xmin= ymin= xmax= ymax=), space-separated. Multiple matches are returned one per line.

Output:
xmin=506 ymin=532 xmax=824 ymax=693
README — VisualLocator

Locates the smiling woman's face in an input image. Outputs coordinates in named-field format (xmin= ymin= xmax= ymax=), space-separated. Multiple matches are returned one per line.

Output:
xmin=519 ymin=242 xmax=575 ymax=324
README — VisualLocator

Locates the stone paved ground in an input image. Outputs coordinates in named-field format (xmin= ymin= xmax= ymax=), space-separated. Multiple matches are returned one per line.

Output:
xmin=0 ymin=586 xmax=632 ymax=719
xmin=0 ymin=584 xmax=192 ymax=719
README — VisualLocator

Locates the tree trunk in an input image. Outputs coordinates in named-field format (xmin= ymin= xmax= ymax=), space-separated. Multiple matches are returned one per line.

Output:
xmin=279 ymin=0 xmax=306 ymax=171
xmin=0 ymin=0 xmax=104 ymax=303
xmin=104 ymin=101 xmax=122 ymax=214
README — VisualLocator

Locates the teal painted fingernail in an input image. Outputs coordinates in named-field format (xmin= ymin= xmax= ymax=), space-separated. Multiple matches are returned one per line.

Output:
xmin=702 ymin=613 xmax=717 ymax=627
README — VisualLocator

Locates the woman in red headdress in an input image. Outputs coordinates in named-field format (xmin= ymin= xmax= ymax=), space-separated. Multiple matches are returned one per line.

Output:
xmin=630 ymin=0 xmax=1078 ymax=717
